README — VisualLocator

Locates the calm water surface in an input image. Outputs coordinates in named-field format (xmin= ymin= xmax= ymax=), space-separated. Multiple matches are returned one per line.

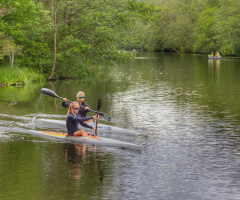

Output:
xmin=1 ymin=52 xmax=240 ymax=200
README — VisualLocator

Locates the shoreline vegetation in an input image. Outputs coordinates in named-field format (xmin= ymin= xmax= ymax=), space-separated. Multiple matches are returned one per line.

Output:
xmin=0 ymin=52 xmax=239 ymax=86
xmin=1 ymin=0 xmax=239 ymax=86
xmin=0 ymin=65 xmax=45 ymax=87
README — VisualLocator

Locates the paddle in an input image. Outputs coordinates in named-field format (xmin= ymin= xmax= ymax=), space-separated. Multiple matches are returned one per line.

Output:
xmin=95 ymin=98 xmax=102 ymax=135
xmin=40 ymin=88 xmax=111 ymax=122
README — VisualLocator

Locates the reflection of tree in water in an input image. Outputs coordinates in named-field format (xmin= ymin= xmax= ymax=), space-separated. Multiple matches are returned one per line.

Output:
xmin=9 ymin=100 xmax=17 ymax=106
xmin=0 ymin=100 xmax=17 ymax=106
xmin=48 ymin=81 xmax=59 ymax=112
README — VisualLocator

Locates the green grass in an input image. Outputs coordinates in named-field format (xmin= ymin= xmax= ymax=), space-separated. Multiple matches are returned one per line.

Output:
xmin=0 ymin=65 xmax=46 ymax=86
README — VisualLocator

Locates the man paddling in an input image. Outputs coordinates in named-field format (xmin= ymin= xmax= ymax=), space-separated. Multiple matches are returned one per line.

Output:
xmin=62 ymin=91 xmax=90 ymax=117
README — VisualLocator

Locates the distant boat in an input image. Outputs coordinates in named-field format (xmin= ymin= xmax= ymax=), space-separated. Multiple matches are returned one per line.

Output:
xmin=208 ymin=55 xmax=222 ymax=59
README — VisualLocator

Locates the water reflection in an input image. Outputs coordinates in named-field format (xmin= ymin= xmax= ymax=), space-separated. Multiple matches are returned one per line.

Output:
xmin=65 ymin=144 xmax=87 ymax=181
xmin=208 ymin=58 xmax=221 ymax=69
xmin=208 ymin=59 xmax=221 ymax=82
xmin=65 ymin=144 xmax=105 ymax=184
xmin=1 ymin=53 xmax=240 ymax=199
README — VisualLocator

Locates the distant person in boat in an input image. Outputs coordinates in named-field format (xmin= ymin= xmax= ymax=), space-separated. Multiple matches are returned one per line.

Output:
xmin=62 ymin=91 xmax=90 ymax=117
xmin=211 ymin=52 xmax=214 ymax=57
xmin=214 ymin=51 xmax=220 ymax=57
xmin=66 ymin=101 xmax=99 ymax=136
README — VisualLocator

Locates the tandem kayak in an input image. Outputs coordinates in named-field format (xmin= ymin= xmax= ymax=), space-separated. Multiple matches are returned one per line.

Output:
xmin=30 ymin=130 xmax=141 ymax=150
xmin=38 ymin=118 xmax=138 ymax=136
xmin=208 ymin=55 xmax=222 ymax=59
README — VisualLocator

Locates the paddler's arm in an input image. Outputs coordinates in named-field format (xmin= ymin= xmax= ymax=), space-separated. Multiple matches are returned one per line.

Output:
xmin=62 ymin=98 xmax=70 ymax=108
xmin=79 ymin=121 xmax=95 ymax=129
xmin=68 ymin=115 xmax=94 ymax=129
xmin=80 ymin=115 xmax=99 ymax=130
xmin=83 ymin=102 xmax=91 ymax=112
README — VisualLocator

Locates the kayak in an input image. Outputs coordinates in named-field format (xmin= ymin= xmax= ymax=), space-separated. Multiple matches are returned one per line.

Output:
xmin=208 ymin=55 xmax=222 ymax=59
xmin=38 ymin=118 xmax=138 ymax=136
xmin=30 ymin=130 xmax=141 ymax=150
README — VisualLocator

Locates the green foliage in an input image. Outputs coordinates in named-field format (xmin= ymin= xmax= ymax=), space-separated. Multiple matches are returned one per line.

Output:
xmin=0 ymin=64 xmax=46 ymax=85
xmin=45 ymin=0 xmax=152 ymax=78
xmin=132 ymin=0 xmax=240 ymax=56
xmin=0 ymin=0 xmax=52 ymax=70
xmin=193 ymin=7 xmax=219 ymax=53
xmin=214 ymin=0 xmax=240 ymax=56
xmin=4 ymin=0 xmax=239 ymax=82
xmin=1 ymin=0 xmax=154 ymax=79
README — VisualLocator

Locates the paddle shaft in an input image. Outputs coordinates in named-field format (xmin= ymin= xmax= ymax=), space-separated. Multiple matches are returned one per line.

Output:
xmin=95 ymin=113 xmax=99 ymax=135
xmin=95 ymin=98 xmax=102 ymax=134
xmin=40 ymin=88 xmax=111 ymax=121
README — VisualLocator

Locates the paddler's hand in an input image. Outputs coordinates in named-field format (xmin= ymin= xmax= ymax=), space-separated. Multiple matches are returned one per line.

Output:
xmin=84 ymin=106 xmax=89 ymax=110
xmin=63 ymin=98 xmax=67 ymax=102
xmin=92 ymin=127 xmax=97 ymax=132
xmin=93 ymin=115 xmax=99 ymax=120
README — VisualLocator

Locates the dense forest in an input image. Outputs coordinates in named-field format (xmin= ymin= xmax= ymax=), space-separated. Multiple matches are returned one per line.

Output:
xmin=130 ymin=0 xmax=240 ymax=56
xmin=0 ymin=0 xmax=239 ymax=81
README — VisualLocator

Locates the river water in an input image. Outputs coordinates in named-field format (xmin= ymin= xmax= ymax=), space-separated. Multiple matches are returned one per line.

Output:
xmin=1 ymin=52 xmax=240 ymax=200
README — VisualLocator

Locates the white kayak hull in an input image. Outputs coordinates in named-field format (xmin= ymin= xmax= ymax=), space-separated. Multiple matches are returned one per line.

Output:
xmin=30 ymin=130 xmax=141 ymax=150
xmin=38 ymin=118 xmax=138 ymax=136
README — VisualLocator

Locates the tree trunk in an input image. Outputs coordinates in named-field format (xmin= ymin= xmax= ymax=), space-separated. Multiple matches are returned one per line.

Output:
xmin=48 ymin=28 xmax=57 ymax=80
xmin=8 ymin=21 xmax=15 ymax=67
xmin=48 ymin=0 xmax=58 ymax=80
xmin=9 ymin=49 xmax=14 ymax=67
xmin=163 ymin=40 xmax=181 ymax=53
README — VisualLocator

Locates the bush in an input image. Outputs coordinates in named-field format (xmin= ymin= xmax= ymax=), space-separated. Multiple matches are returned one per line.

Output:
xmin=0 ymin=65 xmax=46 ymax=86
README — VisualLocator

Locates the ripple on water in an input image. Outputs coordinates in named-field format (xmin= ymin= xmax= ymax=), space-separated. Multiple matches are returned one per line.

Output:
xmin=105 ymin=81 xmax=240 ymax=199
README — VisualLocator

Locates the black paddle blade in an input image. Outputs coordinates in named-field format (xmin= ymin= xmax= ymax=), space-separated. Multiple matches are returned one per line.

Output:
xmin=41 ymin=88 xmax=59 ymax=98
xmin=97 ymin=98 xmax=102 ymax=111
xmin=99 ymin=112 xmax=111 ymax=122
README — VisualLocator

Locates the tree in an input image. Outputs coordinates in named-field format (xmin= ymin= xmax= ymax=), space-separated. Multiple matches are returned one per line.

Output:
xmin=194 ymin=6 xmax=219 ymax=53
xmin=215 ymin=0 xmax=240 ymax=56
xmin=134 ymin=0 xmax=198 ymax=53
xmin=1 ymin=0 xmax=154 ymax=78
xmin=41 ymin=0 xmax=153 ymax=79
xmin=0 ymin=1 xmax=23 ymax=66
xmin=0 ymin=31 xmax=24 ymax=66
xmin=130 ymin=0 xmax=240 ymax=56
xmin=0 ymin=0 xmax=50 ymax=67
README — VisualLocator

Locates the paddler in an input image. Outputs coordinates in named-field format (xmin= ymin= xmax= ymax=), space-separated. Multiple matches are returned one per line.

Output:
xmin=62 ymin=91 xmax=90 ymax=117
xmin=210 ymin=52 xmax=214 ymax=57
xmin=214 ymin=51 xmax=220 ymax=57
xmin=66 ymin=101 xmax=99 ymax=136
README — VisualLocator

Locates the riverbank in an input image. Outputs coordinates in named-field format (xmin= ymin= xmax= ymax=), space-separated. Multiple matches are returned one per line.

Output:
xmin=0 ymin=65 xmax=45 ymax=86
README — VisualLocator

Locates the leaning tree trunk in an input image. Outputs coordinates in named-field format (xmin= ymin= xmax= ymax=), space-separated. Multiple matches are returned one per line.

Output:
xmin=163 ymin=40 xmax=181 ymax=54
xmin=48 ymin=28 xmax=57 ymax=80
xmin=48 ymin=0 xmax=58 ymax=80
xmin=9 ymin=48 xmax=14 ymax=67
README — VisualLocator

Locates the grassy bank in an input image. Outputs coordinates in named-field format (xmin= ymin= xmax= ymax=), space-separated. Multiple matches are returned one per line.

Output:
xmin=0 ymin=65 xmax=46 ymax=86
